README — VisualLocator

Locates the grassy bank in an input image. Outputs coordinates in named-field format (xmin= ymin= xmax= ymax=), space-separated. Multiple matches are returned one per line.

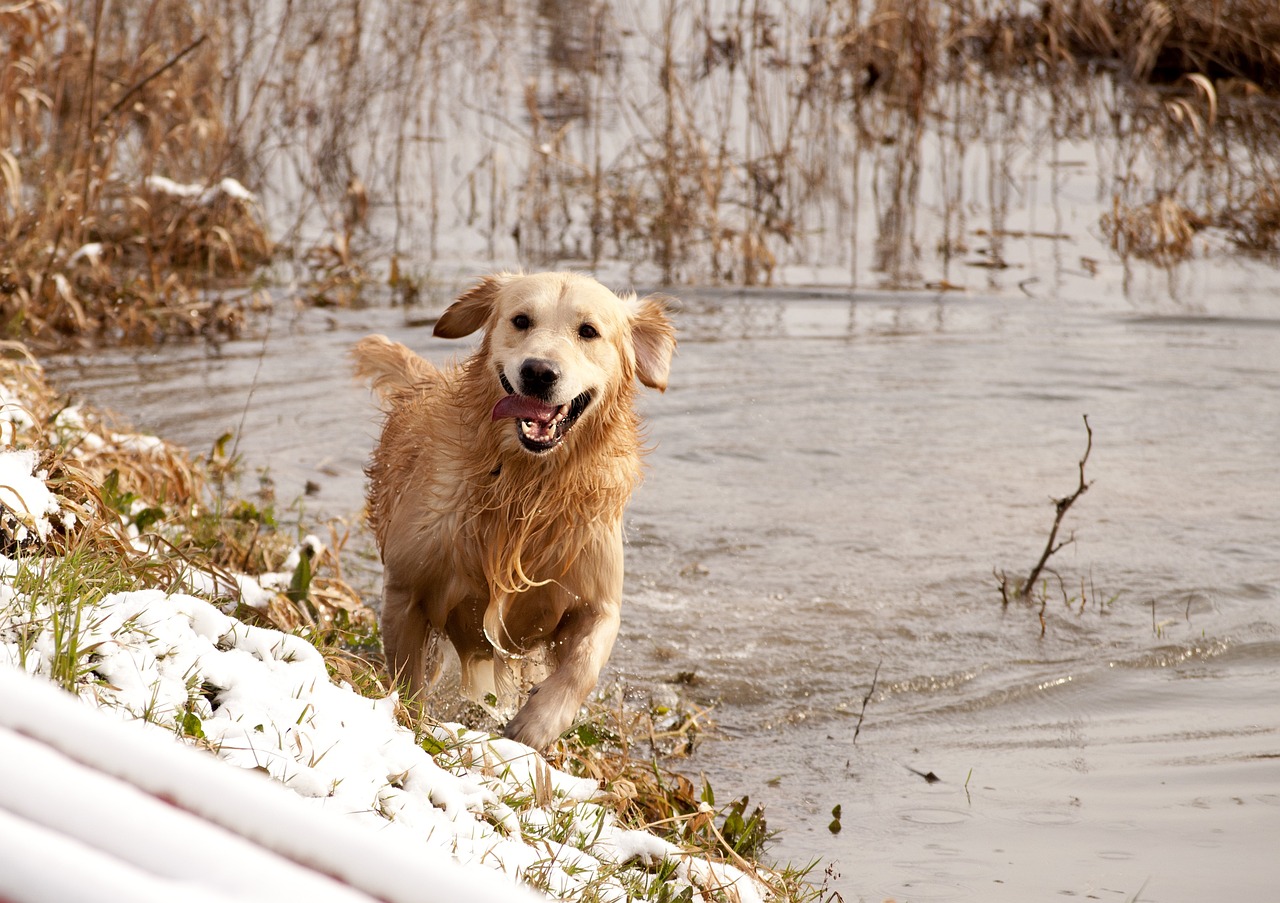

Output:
xmin=0 ymin=342 xmax=828 ymax=901
xmin=5 ymin=0 xmax=1280 ymax=348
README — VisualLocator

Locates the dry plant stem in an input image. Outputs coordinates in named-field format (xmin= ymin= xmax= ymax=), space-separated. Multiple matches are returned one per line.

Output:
xmin=99 ymin=34 xmax=209 ymax=128
xmin=852 ymin=660 xmax=881 ymax=746
xmin=77 ymin=0 xmax=104 ymax=232
xmin=1000 ymin=414 xmax=1094 ymax=606
xmin=659 ymin=0 xmax=678 ymax=284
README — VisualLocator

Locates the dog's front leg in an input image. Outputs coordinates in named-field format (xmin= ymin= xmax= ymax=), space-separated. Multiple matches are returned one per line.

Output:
xmin=502 ymin=600 xmax=620 ymax=750
xmin=380 ymin=581 xmax=433 ymax=711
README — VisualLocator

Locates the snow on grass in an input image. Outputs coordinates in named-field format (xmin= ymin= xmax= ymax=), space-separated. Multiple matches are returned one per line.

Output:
xmin=0 ymin=381 xmax=37 ymax=446
xmin=144 ymin=174 xmax=257 ymax=206
xmin=0 ymin=666 xmax=534 ymax=903
xmin=0 ymin=566 xmax=765 ymax=902
xmin=0 ymin=449 xmax=67 ymax=543
xmin=0 ymin=366 xmax=769 ymax=903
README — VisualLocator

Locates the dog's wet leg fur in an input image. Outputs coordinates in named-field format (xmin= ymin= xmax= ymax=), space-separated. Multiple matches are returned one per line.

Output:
xmin=380 ymin=581 xmax=431 ymax=708
xmin=502 ymin=601 xmax=622 ymax=749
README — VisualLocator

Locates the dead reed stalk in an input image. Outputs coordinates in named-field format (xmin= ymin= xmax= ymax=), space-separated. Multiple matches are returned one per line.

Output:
xmin=997 ymin=415 xmax=1094 ymax=617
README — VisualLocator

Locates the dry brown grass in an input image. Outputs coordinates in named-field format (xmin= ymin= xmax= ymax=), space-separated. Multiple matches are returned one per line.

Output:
xmin=568 ymin=0 xmax=1280 ymax=287
xmin=5 ymin=0 xmax=1280 ymax=343
xmin=1 ymin=339 xmax=376 ymax=675
xmin=1040 ymin=0 xmax=1280 ymax=90
xmin=2 ymin=340 xmax=197 ymax=548
xmin=1101 ymin=194 xmax=1205 ymax=264
xmin=1 ymin=1 xmax=273 ymax=348
xmin=543 ymin=693 xmax=819 ymax=896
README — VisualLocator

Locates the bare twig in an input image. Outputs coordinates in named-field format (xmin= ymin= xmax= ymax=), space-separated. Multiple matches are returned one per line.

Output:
xmin=999 ymin=415 xmax=1094 ymax=606
xmin=851 ymin=660 xmax=881 ymax=746
xmin=98 ymin=34 xmax=209 ymax=129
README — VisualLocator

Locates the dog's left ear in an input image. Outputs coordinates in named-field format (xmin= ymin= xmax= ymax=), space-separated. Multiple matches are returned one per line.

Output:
xmin=629 ymin=294 xmax=677 ymax=391
xmin=435 ymin=274 xmax=514 ymax=338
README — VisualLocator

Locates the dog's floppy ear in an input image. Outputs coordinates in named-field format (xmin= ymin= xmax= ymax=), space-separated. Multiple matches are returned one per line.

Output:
xmin=629 ymin=294 xmax=677 ymax=391
xmin=434 ymin=274 xmax=513 ymax=338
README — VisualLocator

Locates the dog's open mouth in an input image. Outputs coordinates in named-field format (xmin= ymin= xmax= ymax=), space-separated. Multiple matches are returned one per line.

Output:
xmin=492 ymin=373 xmax=591 ymax=453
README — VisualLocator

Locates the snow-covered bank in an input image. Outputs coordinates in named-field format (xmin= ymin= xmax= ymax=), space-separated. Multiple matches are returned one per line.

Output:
xmin=0 ymin=352 xmax=770 ymax=902
xmin=0 ymin=665 xmax=538 ymax=903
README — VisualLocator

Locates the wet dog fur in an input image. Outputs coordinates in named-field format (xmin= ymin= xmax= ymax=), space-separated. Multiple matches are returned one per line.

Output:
xmin=352 ymin=272 xmax=675 ymax=749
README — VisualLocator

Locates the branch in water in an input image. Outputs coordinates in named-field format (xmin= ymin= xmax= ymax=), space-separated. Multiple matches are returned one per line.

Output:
xmin=998 ymin=415 xmax=1094 ymax=606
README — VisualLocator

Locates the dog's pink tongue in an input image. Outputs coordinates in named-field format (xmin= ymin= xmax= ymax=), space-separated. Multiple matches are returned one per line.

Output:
xmin=492 ymin=394 xmax=558 ymax=424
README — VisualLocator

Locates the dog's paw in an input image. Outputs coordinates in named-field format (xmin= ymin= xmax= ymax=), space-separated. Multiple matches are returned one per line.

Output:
xmin=502 ymin=706 xmax=561 ymax=751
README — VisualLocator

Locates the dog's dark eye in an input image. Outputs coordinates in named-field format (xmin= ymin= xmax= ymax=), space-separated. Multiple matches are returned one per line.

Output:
xmin=511 ymin=314 xmax=530 ymax=331
xmin=578 ymin=323 xmax=599 ymax=340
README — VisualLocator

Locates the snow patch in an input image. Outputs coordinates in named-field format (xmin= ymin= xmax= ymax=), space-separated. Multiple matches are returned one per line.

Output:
xmin=145 ymin=174 xmax=257 ymax=206
xmin=0 ymin=449 xmax=62 ymax=542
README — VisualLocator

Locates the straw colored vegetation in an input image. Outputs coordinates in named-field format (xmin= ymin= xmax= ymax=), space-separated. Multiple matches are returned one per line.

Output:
xmin=0 ymin=1 xmax=272 ymax=346
xmin=5 ymin=0 xmax=1280 ymax=344
xmin=1039 ymin=0 xmax=1280 ymax=91
xmin=0 ymin=340 xmax=356 ymax=637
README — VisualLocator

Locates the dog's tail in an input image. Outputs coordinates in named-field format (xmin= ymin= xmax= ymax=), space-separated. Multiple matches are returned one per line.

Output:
xmin=351 ymin=334 xmax=438 ymax=407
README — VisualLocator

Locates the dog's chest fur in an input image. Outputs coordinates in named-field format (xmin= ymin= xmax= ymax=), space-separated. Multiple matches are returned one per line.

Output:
xmin=369 ymin=360 xmax=640 ymax=624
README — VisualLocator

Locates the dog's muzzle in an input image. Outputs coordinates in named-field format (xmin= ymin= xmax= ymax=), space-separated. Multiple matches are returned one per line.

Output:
xmin=493 ymin=369 xmax=591 ymax=453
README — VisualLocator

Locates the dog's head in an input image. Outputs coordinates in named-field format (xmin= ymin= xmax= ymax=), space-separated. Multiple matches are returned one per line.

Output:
xmin=435 ymin=272 xmax=676 ymax=455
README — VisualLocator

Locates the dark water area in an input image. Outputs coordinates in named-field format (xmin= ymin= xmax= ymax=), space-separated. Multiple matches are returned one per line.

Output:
xmin=45 ymin=280 xmax=1280 ymax=901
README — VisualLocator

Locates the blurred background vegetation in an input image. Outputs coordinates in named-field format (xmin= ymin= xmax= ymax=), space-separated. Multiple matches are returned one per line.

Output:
xmin=4 ymin=0 xmax=1279 ymax=347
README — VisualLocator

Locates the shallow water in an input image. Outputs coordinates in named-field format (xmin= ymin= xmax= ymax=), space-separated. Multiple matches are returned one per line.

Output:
xmin=46 ymin=281 xmax=1280 ymax=901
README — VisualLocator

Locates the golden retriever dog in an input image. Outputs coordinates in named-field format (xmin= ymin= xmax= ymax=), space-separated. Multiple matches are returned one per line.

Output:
xmin=352 ymin=272 xmax=676 ymax=749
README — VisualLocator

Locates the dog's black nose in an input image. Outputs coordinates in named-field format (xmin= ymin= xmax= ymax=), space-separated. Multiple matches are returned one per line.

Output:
xmin=520 ymin=358 xmax=560 ymax=396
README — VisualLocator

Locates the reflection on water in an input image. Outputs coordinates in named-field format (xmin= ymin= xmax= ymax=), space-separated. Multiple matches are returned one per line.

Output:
xmin=226 ymin=1 xmax=1280 ymax=295
xmin=46 ymin=282 xmax=1280 ymax=901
